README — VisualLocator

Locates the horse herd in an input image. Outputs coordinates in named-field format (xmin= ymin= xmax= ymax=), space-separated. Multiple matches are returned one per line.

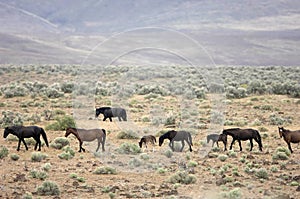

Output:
xmin=2 ymin=107 xmax=300 ymax=155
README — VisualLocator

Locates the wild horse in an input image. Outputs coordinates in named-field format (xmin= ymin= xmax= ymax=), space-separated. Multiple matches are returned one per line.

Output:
xmin=206 ymin=133 xmax=227 ymax=151
xmin=95 ymin=107 xmax=127 ymax=122
xmin=139 ymin=135 xmax=156 ymax=151
xmin=278 ymin=127 xmax=300 ymax=153
xmin=159 ymin=130 xmax=193 ymax=152
xmin=222 ymin=128 xmax=263 ymax=151
xmin=65 ymin=127 xmax=106 ymax=152
xmin=3 ymin=125 xmax=49 ymax=151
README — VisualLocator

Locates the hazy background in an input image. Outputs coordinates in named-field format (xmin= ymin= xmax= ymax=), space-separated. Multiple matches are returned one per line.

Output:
xmin=0 ymin=0 xmax=299 ymax=66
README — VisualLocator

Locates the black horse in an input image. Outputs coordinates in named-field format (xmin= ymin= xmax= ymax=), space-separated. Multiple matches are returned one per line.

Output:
xmin=159 ymin=130 xmax=193 ymax=152
xmin=3 ymin=125 xmax=49 ymax=151
xmin=207 ymin=133 xmax=227 ymax=151
xmin=95 ymin=107 xmax=127 ymax=122
xmin=222 ymin=128 xmax=262 ymax=151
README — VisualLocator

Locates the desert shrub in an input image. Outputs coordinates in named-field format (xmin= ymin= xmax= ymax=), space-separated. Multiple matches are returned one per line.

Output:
xmin=164 ymin=149 xmax=173 ymax=158
xmin=129 ymin=158 xmax=142 ymax=167
xmin=0 ymin=111 xmax=23 ymax=127
xmin=36 ymin=181 xmax=60 ymax=196
xmin=117 ymin=143 xmax=141 ymax=155
xmin=50 ymin=137 xmax=69 ymax=149
xmin=218 ymin=154 xmax=228 ymax=162
xmin=227 ymin=150 xmax=237 ymax=158
xmin=272 ymin=147 xmax=290 ymax=161
xmin=93 ymin=167 xmax=117 ymax=175
xmin=164 ymin=116 xmax=176 ymax=126
xmin=226 ymin=86 xmax=247 ymax=99
xmin=187 ymin=160 xmax=198 ymax=167
xmin=3 ymin=84 xmax=26 ymax=98
xmin=22 ymin=192 xmax=33 ymax=199
xmin=169 ymin=171 xmax=196 ymax=184
xmin=45 ymin=115 xmax=76 ymax=131
xmin=270 ymin=166 xmax=279 ymax=173
xmin=31 ymin=152 xmax=48 ymax=162
xmin=43 ymin=88 xmax=64 ymax=98
xmin=0 ymin=146 xmax=9 ymax=159
xmin=60 ymin=82 xmax=74 ymax=93
xmin=290 ymin=181 xmax=299 ymax=186
xmin=58 ymin=146 xmax=75 ymax=160
xmin=157 ymin=167 xmax=167 ymax=174
xmin=10 ymin=153 xmax=19 ymax=161
xmin=42 ymin=163 xmax=52 ymax=172
xmin=269 ymin=114 xmax=292 ymax=125
xmin=255 ymin=168 xmax=269 ymax=179
xmin=222 ymin=188 xmax=242 ymax=199
xmin=140 ymin=153 xmax=150 ymax=161
xmin=117 ymin=130 xmax=139 ymax=139
xmin=247 ymin=81 xmax=267 ymax=95
xmin=30 ymin=169 xmax=48 ymax=180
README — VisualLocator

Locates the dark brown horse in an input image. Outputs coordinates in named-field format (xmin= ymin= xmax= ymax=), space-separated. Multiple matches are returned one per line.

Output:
xmin=3 ymin=125 xmax=49 ymax=151
xmin=278 ymin=127 xmax=300 ymax=153
xmin=139 ymin=135 xmax=156 ymax=151
xmin=222 ymin=128 xmax=263 ymax=151
xmin=159 ymin=130 xmax=193 ymax=152
xmin=207 ymin=133 xmax=227 ymax=151
xmin=65 ymin=127 xmax=106 ymax=152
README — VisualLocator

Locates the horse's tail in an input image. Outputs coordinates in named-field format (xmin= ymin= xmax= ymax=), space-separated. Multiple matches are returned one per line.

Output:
xmin=102 ymin=129 xmax=106 ymax=144
xmin=122 ymin=109 xmax=127 ymax=121
xmin=40 ymin=128 xmax=49 ymax=147
xmin=188 ymin=132 xmax=193 ymax=146
xmin=255 ymin=130 xmax=263 ymax=149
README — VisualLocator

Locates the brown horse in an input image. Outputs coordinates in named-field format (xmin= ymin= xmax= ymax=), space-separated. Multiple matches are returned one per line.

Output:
xmin=278 ymin=127 xmax=300 ymax=153
xmin=222 ymin=128 xmax=263 ymax=151
xmin=65 ymin=127 xmax=106 ymax=152
xmin=139 ymin=135 xmax=156 ymax=151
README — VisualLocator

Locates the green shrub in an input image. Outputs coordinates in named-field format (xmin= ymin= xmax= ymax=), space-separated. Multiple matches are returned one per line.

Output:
xmin=58 ymin=146 xmax=75 ymax=160
xmin=255 ymin=168 xmax=269 ymax=179
xmin=169 ymin=171 xmax=196 ymax=184
xmin=93 ymin=167 xmax=117 ymax=175
xmin=218 ymin=154 xmax=228 ymax=162
xmin=272 ymin=147 xmax=291 ymax=161
xmin=222 ymin=188 xmax=242 ymax=199
xmin=30 ymin=169 xmax=48 ymax=180
xmin=129 ymin=158 xmax=142 ymax=167
xmin=45 ymin=115 xmax=76 ymax=131
xmin=31 ymin=152 xmax=47 ymax=162
xmin=0 ymin=111 xmax=23 ymax=127
xmin=42 ymin=163 xmax=52 ymax=172
xmin=157 ymin=167 xmax=167 ymax=174
xmin=140 ymin=153 xmax=150 ymax=160
xmin=50 ymin=137 xmax=70 ymax=149
xmin=36 ymin=181 xmax=60 ymax=196
xmin=290 ymin=181 xmax=299 ymax=186
xmin=187 ymin=160 xmax=198 ymax=167
xmin=117 ymin=130 xmax=139 ymax=139
xmin=0 ymin=146 xmax=9 ymax=159
xmin=227 ymin=150 xmax=237 ymax=158
xmin=164 ymin=149 xmax=173 ymax=158
xmin=10 ymin=153 xmax=19 ymax=161
xmin=117 ymin=143 xmax=141 ymax=155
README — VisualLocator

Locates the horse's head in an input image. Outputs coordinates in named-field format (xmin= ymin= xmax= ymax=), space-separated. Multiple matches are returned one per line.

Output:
xmin=158 ymin=136 xmax=164 ymax=146
xmin=3 ymin=127 xmax=10 ymax=138
xmin=278 ymin=127 xmax=284 ymax=138
xmin=95 ymin=108 xmax=101 ymax=118
xmin=65 ymin=127 xmax=72 ymax=137
xmin=138 ymin=140 xmax=143 ymax=148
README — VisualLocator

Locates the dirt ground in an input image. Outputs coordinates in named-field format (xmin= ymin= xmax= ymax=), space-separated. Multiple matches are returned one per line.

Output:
xmin=0 ymin=94 xmax=300 ymax=199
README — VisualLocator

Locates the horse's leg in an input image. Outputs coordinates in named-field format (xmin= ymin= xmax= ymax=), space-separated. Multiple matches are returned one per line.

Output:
xmin=212 ymin=141 xmax=215 ymax=147
xmin=180 ymin=140 xmax=185 ymax=152
xmin=169 ymin=141 xmax=174 ymax=151
xmin=187 ymin=140 xmax=192 ymax=152
xmin=17 ymin=138 xmax=22 ymax=151
xmin=254 ymin=137 xmax=263 ymax=151
xmin=288 ymin=142 xmax=293 ymax=153
xmin=249 ymin=139 xmax=253 ymax=151
xmin=216 ymin=141 xmax=219 ymax=148
xmin=96 ymin=139 xmax=100 ymax=152
xmin=229 ymin=139 xmax=235 ymax=150
xmin=238 ymin=140 xmax=242 ymax=151
xmin=223 ymin=141 xmax=227 ymax=151
xmin=118 ymin=116 xmax=121 ymax=121
xmin=102 ymin=139 xmax=105 ymax=152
